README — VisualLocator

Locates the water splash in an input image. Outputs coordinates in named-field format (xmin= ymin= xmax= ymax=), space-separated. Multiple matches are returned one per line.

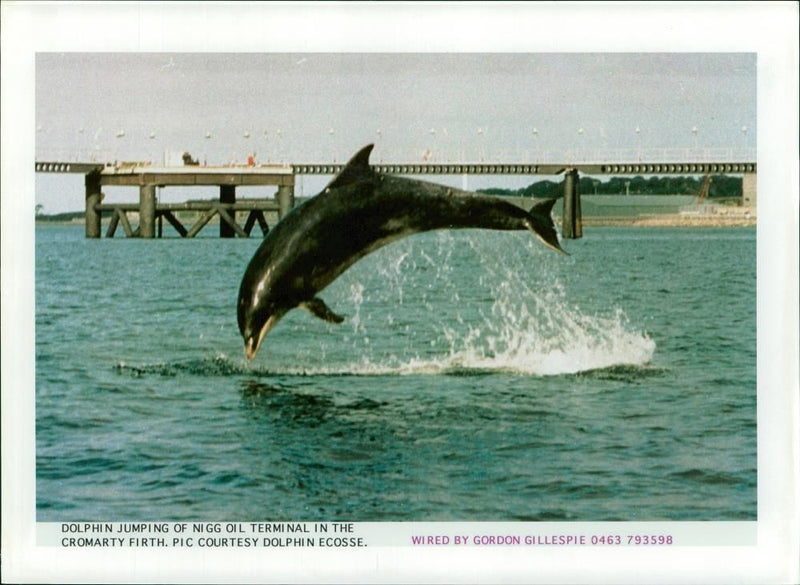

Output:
xmin=327 ymin=231 xmax=656 ymax=377
xmin=116 ymin=231 xmax=655 ymax=379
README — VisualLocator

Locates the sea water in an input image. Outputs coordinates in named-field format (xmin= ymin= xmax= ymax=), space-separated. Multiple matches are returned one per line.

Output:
xmin=35 ymin=225 xmax=756 ymax=521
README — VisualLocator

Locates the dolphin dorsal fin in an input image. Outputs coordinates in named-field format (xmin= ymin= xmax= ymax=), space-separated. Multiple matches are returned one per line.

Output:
xmin=327 ymin=144 xmax=374 ymax=189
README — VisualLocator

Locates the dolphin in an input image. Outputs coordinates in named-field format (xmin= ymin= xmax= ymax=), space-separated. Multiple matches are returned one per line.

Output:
xmin=237 ymin=144 xmax=566 ymax=359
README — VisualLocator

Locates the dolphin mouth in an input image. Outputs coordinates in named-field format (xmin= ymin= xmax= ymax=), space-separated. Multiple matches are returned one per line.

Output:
xmin=244 ymin=313 xmax=283 ymax=360
xmin=244 ymin=341 xmax=260 ymax=361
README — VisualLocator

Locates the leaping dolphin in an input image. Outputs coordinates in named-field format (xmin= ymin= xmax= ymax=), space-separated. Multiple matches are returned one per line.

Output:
xmin=237 ymin=144 xmax=566 ymax=359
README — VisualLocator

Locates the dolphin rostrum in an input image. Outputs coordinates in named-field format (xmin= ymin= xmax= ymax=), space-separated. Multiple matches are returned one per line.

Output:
xmin=237 ymin=144 xmax=566 ymax=359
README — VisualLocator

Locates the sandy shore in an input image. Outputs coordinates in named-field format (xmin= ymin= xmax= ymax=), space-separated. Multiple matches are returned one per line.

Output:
xmin=580 ymin=214 xmax=756 ymax=228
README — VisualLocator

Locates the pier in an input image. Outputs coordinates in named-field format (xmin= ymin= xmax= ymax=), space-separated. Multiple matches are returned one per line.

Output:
xmin=35 ymin=159 xmax=757 ymax=240
xmin=80 ymin=163 xmax=295 ymax=239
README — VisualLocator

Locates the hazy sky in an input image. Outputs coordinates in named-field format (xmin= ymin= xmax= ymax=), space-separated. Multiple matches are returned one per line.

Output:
xmin=37 ymin=52 xmax=756 ymax=159
xmin=35 ymin=52 xmax=756 ymax=212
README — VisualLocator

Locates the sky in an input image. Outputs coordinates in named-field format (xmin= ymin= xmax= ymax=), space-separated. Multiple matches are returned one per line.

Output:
xmin=36 ymin=52 xmax=756 ymax=161
xmin=34 ymin=52 xmax=756 ymax=213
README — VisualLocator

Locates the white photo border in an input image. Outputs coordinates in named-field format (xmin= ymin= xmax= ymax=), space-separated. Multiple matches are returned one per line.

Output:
xmin=2 ymin=2 xmax=798 ymax=583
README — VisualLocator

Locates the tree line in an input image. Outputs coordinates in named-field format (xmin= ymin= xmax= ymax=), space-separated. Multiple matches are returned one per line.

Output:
xmin=479 ymin=174 xmax=743 ymax=198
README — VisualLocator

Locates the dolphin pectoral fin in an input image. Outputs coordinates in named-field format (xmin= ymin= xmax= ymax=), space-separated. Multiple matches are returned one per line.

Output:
xmin=526 ymin=198 xmax=569 ymax=255
xmin=300 ymin=297 xmax=346 ymax=324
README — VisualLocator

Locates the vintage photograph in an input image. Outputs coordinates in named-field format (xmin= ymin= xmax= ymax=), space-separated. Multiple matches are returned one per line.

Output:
xmin=34 ymin=52 xmax=756 ymax=522
xmin=3 ymin=3 xmax=798 ymax=584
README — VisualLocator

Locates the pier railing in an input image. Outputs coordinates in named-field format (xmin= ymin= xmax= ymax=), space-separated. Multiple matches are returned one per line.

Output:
xmin=35 ymin=146 xmax=757 ymax=167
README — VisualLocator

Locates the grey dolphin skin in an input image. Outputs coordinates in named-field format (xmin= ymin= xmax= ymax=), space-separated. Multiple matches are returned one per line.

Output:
xmin=237 ymin=144 xmax=566 ymax=360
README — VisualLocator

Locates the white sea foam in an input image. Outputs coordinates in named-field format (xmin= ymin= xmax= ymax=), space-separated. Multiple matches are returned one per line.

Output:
xmin=275 ymin=302 xmax=655 ymax=378
xmin=269 ymin=232 xmax=656 ymax=378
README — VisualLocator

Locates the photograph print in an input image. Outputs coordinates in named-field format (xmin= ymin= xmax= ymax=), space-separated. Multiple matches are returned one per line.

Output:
xmin=34 ymin=52 xmax=757 ymax=523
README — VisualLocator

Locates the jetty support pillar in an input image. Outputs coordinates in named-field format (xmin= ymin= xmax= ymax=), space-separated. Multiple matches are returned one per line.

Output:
xmin=277 ymin=184 xmax=294 ymax=220
xmin=220 ymin=185 xmax=236 ymax=237
xmin=742 ymin=172 xmax=757 ymax=210
xmin=139 ymin=184 xmax=157 ymax=238
xmin=562 ymin=168 xmax=582 ymax=239
xmin=85 ymin=171 xmax=102 ymax=238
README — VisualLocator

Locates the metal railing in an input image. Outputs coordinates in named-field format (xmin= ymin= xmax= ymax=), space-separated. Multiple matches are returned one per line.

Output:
xmin=35 ymin=146 xmax=757 ymax=168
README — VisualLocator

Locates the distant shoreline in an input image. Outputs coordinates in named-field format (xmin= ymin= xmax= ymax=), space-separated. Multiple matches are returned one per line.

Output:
xmin=35 ymin=193 xmax=756 ymax=230
xmin=35 ymin=214 xmax=757 ymax=229
xmin=581 ymin=214 xmax=756 ymax=228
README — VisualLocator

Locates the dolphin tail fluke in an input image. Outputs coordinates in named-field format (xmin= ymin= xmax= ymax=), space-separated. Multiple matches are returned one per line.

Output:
xmin=526 ymin=198 xmax=569 ymax=255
